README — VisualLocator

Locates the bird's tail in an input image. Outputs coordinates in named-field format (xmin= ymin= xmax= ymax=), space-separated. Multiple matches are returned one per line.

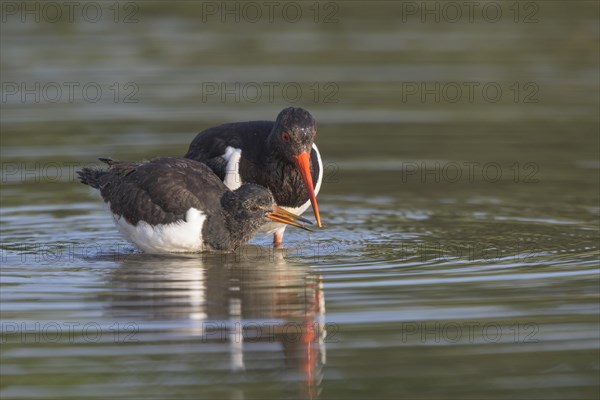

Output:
xmin=76 ymin=158 xmax=115 ymax=189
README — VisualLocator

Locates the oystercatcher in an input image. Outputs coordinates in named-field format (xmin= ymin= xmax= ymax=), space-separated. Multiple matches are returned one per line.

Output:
xmin=185 ymin=107 xmax=323 ymax=247
xmin=77 ymin=157 xmax=311 ymax=254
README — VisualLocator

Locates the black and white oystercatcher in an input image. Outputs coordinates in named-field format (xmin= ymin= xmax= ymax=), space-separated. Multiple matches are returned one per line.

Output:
xmin=185 ymin=107 xmax=323 ymax=247
xmin=77 ymin=157 xmax=311 ymax=254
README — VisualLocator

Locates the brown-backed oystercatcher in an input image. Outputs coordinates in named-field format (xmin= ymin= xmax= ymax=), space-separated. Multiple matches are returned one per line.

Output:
xmin=78 ymin=157 xmax=311 ymax=254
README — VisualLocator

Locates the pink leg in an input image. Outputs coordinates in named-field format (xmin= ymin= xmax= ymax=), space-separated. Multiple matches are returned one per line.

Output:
xmin=273 ymin=230 xmax=284 ymax=248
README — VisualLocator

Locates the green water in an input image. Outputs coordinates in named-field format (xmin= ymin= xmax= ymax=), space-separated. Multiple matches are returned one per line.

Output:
xmin=1 ymin=1 xmax=599 ymax=399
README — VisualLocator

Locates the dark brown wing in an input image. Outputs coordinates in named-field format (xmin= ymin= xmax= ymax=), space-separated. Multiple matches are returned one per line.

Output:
xmin=79 ymin=157 xmax=228 ymax=225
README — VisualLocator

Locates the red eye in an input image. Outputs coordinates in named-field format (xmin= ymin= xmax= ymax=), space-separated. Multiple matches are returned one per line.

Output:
xmin=281 ymin=132 xmax=291 ymax=142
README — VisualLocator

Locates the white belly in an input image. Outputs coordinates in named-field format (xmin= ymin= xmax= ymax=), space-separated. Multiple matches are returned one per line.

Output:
xmin=112 ymin=208 xmax=206 ymax=254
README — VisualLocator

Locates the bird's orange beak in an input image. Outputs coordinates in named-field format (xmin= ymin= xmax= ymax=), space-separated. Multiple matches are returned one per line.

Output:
xmin=267 ymin=206 xmax=313 ymax=231
xmin=292 ymin=151 xmax=322 ymax=228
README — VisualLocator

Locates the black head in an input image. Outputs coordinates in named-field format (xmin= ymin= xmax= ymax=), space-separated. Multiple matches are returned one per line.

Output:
xmin=270 ymin=107 xmax=317 ymax=160
xmin=268 ymin=107 xmax=323 ymax=228
xmin=222 ymin=184 xmax=275 ymax=223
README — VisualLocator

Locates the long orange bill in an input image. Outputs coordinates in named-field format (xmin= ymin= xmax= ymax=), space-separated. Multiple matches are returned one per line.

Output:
xmin=267 ymin=206 xmax=313 ymax=232
xmin=292 ymin=151 xmax=323 ymax=228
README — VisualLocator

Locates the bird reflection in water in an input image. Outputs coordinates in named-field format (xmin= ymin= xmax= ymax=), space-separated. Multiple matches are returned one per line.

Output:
xmin=101 ymin=246 xmax=326 ymax=399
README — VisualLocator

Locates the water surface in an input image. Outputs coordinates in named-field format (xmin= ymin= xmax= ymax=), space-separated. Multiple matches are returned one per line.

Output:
xmin=1 ymin=2 xmax=599 ymax=399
